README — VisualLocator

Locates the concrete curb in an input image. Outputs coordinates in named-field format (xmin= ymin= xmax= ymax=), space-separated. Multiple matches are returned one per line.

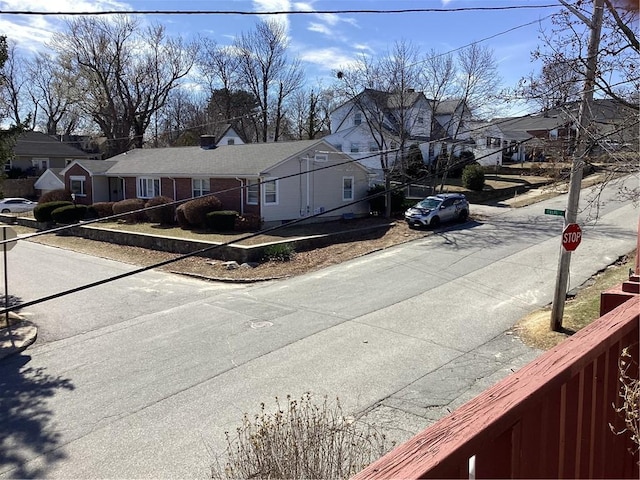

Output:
xmin=0 ymin=315 xmax=37 ymax=360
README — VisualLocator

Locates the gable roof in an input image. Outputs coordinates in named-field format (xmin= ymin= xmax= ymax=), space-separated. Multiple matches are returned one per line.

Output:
xmin=13 ymin=131 xmax=93 ymax=158
xmin=61 ymin=160 xmax=118 ymax=176
xmin=105 ymin=139 xmax=342 ymax=177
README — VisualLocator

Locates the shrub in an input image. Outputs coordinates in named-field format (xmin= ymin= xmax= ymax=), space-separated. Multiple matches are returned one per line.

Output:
xmin=33 ymin=201 xmax=74 ymax=222
xmin=91 ymin=202 xmax=115 ymax=219
xmin=51 ymin=204 xmax=88 ymax=224
xmin=235 ymin=214 xmax=263 ymax=232
xmin=205 ymin=210 xmax=238 ymax=232
xmin=112 ymin=198 xmax=147 ymax=223
xmin=181 ymin=195 xmax=222 ymax=228
xmin=39 ymin=189 xmax=72 ymax=204
xmin=175 ymin=203 xmax=190 ymax=229
xmin=367 ymin=184 xmax=405 ymax=215
xmin=211 ymin=393 xmax=392 ymax=480
xmin=262 ymin=243 xmax=296 ymax=262
xmin=145 ymin=196 xmax=176 ymax=225
xmin=462 ymin=164 xmax=485 ymax=191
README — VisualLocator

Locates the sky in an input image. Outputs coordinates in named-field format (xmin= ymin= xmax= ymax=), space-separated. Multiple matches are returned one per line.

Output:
xmin=0 ymin=0 xmax=567 ymax=117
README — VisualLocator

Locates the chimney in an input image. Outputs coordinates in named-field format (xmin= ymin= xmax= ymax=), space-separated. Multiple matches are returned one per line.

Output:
xmin=200 ymin=135 xmax=216 ymax=149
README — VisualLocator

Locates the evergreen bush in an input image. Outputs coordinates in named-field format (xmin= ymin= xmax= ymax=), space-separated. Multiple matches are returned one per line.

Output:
xmin=39 ymin=189 xmax=72 ymax=204
xmin=113 ymin=198 xmax=147 ymax=223
xmin=262 ymin=243 xmax=296 ymax=262
xmin=33 ymin=201 xmax=74 ymax=222
xmin=367 ymin=184 xmax=405 ymax=215
xmin=51 ymin=204 xmax=88 ymax=224
xmin=462 ymin=164 xmax=486 ymax=191
xmin=145 ymin=196 xmax=176 ymax=225
xmin=181 ymin=195 xmax=222 ymax=228
xmin=205 ymin=210 xmax=238 ymax=232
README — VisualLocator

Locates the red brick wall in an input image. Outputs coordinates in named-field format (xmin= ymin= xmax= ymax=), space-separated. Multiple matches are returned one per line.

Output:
xmin=210 ymin=178 xmax=243 ymax=211
xmin=65 ymin=164 xmax=92 ymax=205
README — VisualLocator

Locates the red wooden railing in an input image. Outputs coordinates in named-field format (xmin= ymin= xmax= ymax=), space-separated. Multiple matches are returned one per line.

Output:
xmin=354 ymin=290 xmax=640 ymax=479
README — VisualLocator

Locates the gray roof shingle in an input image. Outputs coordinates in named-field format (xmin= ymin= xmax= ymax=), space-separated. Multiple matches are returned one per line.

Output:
xmin=106 ymin=139 xmax=329 ymax=177
xmin=13 ymin=131 xmax=93 ymax=158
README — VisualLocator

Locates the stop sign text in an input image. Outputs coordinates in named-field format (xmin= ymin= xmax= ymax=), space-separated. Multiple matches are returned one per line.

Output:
xmin=562 ymin=223 xmax=582 ymax=251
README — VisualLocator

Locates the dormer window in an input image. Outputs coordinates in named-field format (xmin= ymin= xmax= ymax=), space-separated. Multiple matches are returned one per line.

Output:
xmin=354 ymin=112 xmax=362 ymax=126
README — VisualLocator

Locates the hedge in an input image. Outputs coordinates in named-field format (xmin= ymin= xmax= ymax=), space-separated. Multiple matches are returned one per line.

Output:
xmin=113 ymin=198 xmax=147 ymax=223
xmin=145 ymin=196 xmax=176 ymax=225
xmin=39 ymin=189 xmax=72 ymax=204
xmin=91 ymin=202 xmax=115 ymax=219
xmin=181 ymin=195 xmax=222 ymax=228
xmin=205 ymin=210 xmax=238 ymax=232
xmin=33 ymin=201 xmax=74 ymax=222
xmin=51 ymin=204 xmax=88 ymax=224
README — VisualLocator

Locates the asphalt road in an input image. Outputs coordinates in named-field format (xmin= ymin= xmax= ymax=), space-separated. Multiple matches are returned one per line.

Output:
xmin=0 ymin=176 xmax=638 ymax=479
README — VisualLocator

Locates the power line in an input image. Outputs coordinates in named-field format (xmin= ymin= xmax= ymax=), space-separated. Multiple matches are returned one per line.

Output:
xmin=0 ymin=6 xmax=561 ymax=16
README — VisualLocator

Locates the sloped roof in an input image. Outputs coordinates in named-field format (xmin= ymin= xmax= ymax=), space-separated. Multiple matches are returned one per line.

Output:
xmin=105 ymin=139 xmax=334 ymax=177
xmin=433 ymin=99 xmax=465 ymax=115
xmin=61 ymin=160 xmax=118 ymax=176
xmin=13 ymin=131 xmax=93 ymax=158
xmin=491 ymin=114 xmax=572 ymax=133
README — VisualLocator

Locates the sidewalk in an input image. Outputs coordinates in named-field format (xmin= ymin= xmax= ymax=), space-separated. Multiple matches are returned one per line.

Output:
xmin=0 ymin=314 xmax=37 ymax=360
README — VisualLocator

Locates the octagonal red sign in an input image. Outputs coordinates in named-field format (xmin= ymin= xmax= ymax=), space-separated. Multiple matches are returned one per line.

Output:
xmin=562 ymin=223 xmax=582 ymax=251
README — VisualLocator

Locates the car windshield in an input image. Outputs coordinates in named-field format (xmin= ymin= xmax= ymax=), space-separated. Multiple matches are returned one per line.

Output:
xmin=416 ymin=198 xmax=442 ymax=209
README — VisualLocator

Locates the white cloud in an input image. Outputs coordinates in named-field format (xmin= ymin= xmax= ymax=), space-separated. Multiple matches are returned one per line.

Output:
xmin=252 ymin=0 xmax=291 ymax=33
xmin=307 ymin=22 xmax=331 ymax=36
xmin=298 ymin=46 xmax=357 ymax=70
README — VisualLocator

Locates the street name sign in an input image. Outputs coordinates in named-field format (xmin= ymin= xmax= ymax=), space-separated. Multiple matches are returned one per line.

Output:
xmin=0 ymin=226 xmax=16 ymax=252
xmin=545 ymin=208 xmax=565 ymax=216
xmin=562 ymin=223 xmax=582 ymax=251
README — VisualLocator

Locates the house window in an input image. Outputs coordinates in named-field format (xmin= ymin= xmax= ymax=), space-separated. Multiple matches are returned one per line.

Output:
xmin=342 ymin=176 xmax=354 ymax=201
xmin=315 ymin=154 xmax=328 ymax=162
xmin=369 ymin=142 xmax=379 ymax=152
xmin=192 ymin=178 xmax=210 ymax=197
xmin=417 ymin=116 xmax=424 ymax=125
xmin=354 ymin=112 xmax=362 ymax=126
xmin=263 ymin=178 xmax=278 ymax=205
xmin=32 ymin=158 xmax=49 ymax=170
xmin=350 ymin=143 xmax=360 ymax=153
xmin=137 ymin=177 xmax=160 ymax=198
xmin=549 ymin=129 xmax=559 ymax=140
xmin=227 ymin=138 xmax=235 ymax=145
xmin=247 ymin=180 xmax=259 ymax=205
xmin=70 ymin=175 xmax=86 ymax=196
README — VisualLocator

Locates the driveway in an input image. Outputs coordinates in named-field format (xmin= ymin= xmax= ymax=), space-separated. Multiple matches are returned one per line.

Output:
xmin=0 ymin=176 xmax=637 ymax=478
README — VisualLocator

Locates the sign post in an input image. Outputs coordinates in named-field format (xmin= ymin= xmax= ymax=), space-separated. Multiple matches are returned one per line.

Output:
xmin=561 ymin=223 xmax=582 ymax=252
xmin=1 ymin=226 xmax=17 ymax=327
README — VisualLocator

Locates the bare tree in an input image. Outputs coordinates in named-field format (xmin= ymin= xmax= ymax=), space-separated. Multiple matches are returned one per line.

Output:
xmin=235 ymin=19 xmax=303 ymax=142
xmin=0 ymin=41 xmax=35 ymax=128
xmin=535 ymin=0 xmax=639 ymax=111
xmin=288 ymin=85 xmax=333 ymax=140
xmin=27 ymin=52 xmax=83 ymax=136
xmin=51 ymin=15 xmax=198 ymax=158
xmin=516 ymin=57 xmax=582 ymax=112
xmin=0 ymin=36 xmax=26 ymax=169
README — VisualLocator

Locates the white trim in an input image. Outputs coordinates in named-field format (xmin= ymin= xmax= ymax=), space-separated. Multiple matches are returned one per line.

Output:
xmin=70 ymin=175 xmax=87 ymax=196
xmin=136 ymin=177 xmax=160 ymax=198
xmin=191 ymin=177 xmax=210 ymax=197
xmin=247 ymin=179 xmax=259 ymax=205
xmin=263 ymin=177 xmax=278 ymax=205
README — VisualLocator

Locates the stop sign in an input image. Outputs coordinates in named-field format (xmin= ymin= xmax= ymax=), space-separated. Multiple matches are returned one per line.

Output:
xmin=562 ymin=223 xmax=582 ymax=251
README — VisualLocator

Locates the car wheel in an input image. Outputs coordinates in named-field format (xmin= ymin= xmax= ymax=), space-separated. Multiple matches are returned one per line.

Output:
xmin=1 ymin=209 xmax=9 ymax=213
xmin=430 ymin=216 xmax=440 ymax=228
xmin=458 ymin=209 xmax=469 ymax=222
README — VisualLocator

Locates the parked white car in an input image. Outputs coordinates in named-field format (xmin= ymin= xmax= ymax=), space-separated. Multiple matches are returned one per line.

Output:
xmin=0 ymin=197 xmax=36 ymax=213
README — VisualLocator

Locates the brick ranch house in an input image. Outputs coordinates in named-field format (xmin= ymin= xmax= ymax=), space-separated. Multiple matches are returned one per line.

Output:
xmin=61 ymin=138 xmax=374 ymax=225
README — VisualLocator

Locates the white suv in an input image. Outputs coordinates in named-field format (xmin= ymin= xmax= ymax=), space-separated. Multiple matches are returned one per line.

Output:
xmin=404 ymin=193 xmax=470 ymax=228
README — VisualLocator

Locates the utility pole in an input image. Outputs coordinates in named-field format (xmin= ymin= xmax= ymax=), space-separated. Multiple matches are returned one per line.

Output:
xmin=550 ymin=0 xmax=605 ymax=331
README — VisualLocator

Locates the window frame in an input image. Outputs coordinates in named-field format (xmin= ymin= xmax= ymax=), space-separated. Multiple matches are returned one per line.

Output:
xmin=247 ymin=179 xmax=259 ymax=205
xmin=342 ymin=176 xmax=354 ymax=201
xmin=263 ymin=178 xmax=278 ymax=205
xmin=136 ymin=177 xmax=161 ymax=199
xmin=70 ymin=175 xmax=87 ymax=197
xmin=354 ymin=112 xmax=362 ymax=126
xmin=192 ymin=178 xmax=210 ymax=198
